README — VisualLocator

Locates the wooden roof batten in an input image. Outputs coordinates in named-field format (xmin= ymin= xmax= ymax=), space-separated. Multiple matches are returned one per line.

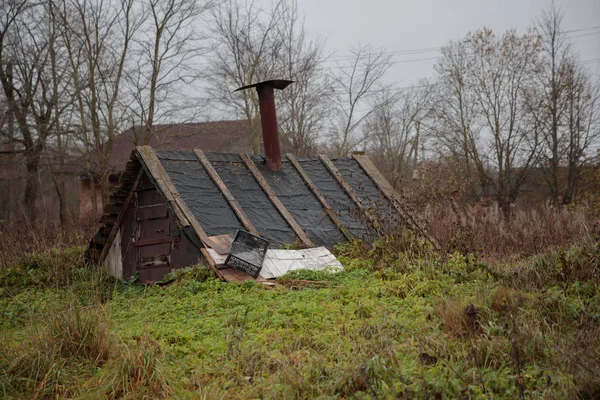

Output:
xmin=352 ymin=153 xmax=440 ymax=249
xmin=193 ymin=148 xmax=260 ymax=236
xmin=239 ymin=153 xmax=315 ymax=247
xmin=318 ymin=154 xmax=380 ymax=232
xmin=286 ymin=153 xmax=353 ymax=241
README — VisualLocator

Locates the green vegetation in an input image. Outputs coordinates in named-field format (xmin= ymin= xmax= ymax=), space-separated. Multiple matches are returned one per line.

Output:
xmin=1 ymin=238 xmax=599 ymax=399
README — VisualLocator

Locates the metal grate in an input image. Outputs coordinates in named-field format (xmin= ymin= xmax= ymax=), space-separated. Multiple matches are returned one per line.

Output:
xmin=225 ymin=230 xmax=270 ymax=278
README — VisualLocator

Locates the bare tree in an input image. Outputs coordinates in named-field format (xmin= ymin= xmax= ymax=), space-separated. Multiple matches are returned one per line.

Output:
xmin=273 ymin=1 xmax=328 ymax=155
xmin=329 ymin=44 xmax=391 ymax=156
xmin=128 ymin=0 xmax=218 ymax=145
xmin=433 ymin=28 xmax=541 ymax=217
xmin=365 ymin=82 xmax=432 ymax=188
xmin=530 ymin=5 xmax=600 ymax=205
xmin=58 ymin=0 xmax=142 ymax=211
xmin=0 ymin=1 xmax=68 ymax=221
xmin=209 ymin=0 xmax=284 ymax=154
xmin=562 ymin=62 xmax=600 ymax=204
xmin=431 ymin=41 xmax=489 ymax=200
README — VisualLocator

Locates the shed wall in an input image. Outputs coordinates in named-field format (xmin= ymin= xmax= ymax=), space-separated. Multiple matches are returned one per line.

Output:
xmin=110 ymin=171 xmax=203 ymax=283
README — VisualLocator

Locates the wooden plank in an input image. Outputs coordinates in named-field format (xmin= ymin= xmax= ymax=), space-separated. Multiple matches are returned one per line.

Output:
xmin=239 ymin=153 xmax=315 ymax=247
xmin=286 ymin=154 xmax=353 ymax=241
xmin=136 ymin=146 xmax=208 ymax=242
xmin=201 ymin=234 xmax=233 ymax=255
xmin=133 ymin=236 xmax=179 ymax=247
xmin=319 ymin=154 xmax=378 ymax=230
xmin=352 ymin=153 xmax=440 ymax=249
xmin=193 ymin=149 xmax=260 ymax=236
xmin=137 ymin=204 xmax=169 ymax=221
xmin=99 ymin=169 xmax=143 ymax=264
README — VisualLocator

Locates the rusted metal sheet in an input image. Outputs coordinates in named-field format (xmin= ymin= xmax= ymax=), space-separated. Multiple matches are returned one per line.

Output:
xmin=139 ymin=254 xmax=169 ymax=269
xmin=137 ymin=189 xmax=164 ymax=206
xmin=138 ymin=266 xmax=171 ymax=284
xmin=352 ymin=153 xmax=439 ymax=249
xmin=239 ymin=153 xmax=315 ymax=247
xmin=286 ymin=154 xmax=354 ymax=241
xmin=139 ymin=243 xmax=170 ymax=259
xmin=319 ymin=154 xmax=378 ymax=230
xmin=138 ymin=218 xmax=169 ymax=240
xmin=170 ymin=229 xmax=202 ymax=268
xmin=194 ymin=149 xmax=260 ymax=236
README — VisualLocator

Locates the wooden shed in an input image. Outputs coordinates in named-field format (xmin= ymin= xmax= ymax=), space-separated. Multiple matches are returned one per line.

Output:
xmin=86 ymin=80 xmax=435 ymax=283
xmin=86 ymin=146 xmax=436 ymax=283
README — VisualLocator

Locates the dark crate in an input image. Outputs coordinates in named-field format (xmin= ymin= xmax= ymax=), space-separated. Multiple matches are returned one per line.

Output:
xmin=225 ymin=230 xmax=270 ymax=278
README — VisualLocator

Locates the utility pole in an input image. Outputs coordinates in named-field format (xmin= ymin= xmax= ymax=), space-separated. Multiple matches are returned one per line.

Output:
xmin=412 ymin=120 xmax=420 ymax=181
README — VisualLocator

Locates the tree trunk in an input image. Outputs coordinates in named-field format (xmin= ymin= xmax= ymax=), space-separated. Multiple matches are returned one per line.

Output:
xmin=24 ymin=151 xmax=41 ymax=222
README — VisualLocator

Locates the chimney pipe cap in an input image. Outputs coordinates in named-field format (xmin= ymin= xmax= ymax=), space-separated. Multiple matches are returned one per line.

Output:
xmin=234 ymin=79 xmax=293 ymax=92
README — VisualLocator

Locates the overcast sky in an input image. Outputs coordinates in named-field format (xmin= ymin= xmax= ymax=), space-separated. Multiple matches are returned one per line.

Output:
xmin=296 ymin=0 xmax=600 ymax=86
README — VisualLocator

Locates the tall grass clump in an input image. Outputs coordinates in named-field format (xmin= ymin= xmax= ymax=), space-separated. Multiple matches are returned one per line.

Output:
xmin=0 ymin=304 xmax=111 ymax=398
xmin=0 ymin=245 xmax=86 ymax=289
xmin=98 ymin=335 xmax=171 ymax=399
xmin=46 ymin=305 xmax=111 ymax=366
xmin=0 ymin=340 xmax=68 ymax=398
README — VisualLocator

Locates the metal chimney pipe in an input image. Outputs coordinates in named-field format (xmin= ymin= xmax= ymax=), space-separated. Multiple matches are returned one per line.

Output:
xmin=235 ymin=79 xmax=293 ymax=171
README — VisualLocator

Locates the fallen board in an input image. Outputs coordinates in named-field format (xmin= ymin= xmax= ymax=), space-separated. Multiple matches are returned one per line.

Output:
xmin=205 ymin=247 xmax=343 ymax=280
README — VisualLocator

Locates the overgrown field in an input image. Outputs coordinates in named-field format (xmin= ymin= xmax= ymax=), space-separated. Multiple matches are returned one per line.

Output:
xmin=1 ymin=237 xmax=599 ymax=399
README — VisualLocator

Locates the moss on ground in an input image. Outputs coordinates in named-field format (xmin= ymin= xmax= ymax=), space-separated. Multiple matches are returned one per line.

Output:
xmin=1 ymin=239 xmax=599 ymax=399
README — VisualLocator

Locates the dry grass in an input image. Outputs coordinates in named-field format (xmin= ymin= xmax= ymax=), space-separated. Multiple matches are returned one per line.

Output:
xmin=98 ymin=335 xmax=171 ymax=399
xmin=46 ymin=306 xmax=112 ymax=366
xmin=0 ymin=216 xmax=97 ymax=267
xmin=435 ymin=298 xmax=484 ymax=338
xmin=422 ymin=204 xmax=592 ymax=261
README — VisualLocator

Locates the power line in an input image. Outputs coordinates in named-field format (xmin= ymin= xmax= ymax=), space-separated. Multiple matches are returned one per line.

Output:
xmin=324 ymin=25 xmax=600 ymax=64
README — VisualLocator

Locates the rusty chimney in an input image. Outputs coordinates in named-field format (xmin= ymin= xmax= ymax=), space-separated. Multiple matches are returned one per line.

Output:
xmin=235 ymin=79 xmax=293 ymax=171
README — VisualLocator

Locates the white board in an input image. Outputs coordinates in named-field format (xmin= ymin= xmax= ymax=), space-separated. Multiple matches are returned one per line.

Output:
xmin=205 ymin=246 xmax=343 ymax=280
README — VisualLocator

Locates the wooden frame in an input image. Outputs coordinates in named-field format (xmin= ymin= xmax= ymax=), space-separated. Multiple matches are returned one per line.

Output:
xmin=194 ymin=149 xmax=260 ymax=236
xmin=239 ymin=153 xmax=315 ymax=247
xmin=319 ymin=154 xmax=378 ymax=230
xmin=136 ymin=146 xmax=208 ymax=242
xmin=286 ymin=154 xmax=353 ymax=241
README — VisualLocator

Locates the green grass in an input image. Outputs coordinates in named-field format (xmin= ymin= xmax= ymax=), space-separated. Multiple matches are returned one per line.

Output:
xmin=1 ymin=239 xmax=599 ymax=399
